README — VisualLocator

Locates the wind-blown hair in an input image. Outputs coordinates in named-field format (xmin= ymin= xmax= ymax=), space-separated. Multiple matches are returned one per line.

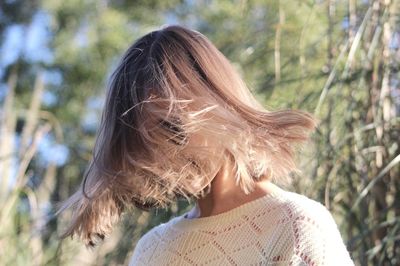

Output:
xmin=57 ymin=25 xmax=319 ymax=246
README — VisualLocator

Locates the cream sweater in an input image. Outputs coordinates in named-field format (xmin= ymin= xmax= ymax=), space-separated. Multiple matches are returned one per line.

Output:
xmin=129 ymin=188 xmax=354 ymax=265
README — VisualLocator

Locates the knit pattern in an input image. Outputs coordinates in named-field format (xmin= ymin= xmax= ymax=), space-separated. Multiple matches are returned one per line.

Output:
xmin=129 ymin=190 xmax=354 ymax=266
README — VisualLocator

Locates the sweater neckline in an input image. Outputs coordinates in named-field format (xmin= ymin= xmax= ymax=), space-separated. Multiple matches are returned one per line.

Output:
xmin=171 ymin=186 xmax=287 ymax=230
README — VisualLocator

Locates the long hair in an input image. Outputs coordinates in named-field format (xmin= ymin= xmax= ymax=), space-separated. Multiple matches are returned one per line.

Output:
xmin=57 ymin=24 xmax=319 ymax=246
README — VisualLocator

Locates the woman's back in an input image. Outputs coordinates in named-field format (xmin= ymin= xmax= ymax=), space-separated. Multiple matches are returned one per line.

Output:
xmin=56 ymin=25 xmax=354 ymax=265
xmin=129 ymin=187 xmax=353 ymax=266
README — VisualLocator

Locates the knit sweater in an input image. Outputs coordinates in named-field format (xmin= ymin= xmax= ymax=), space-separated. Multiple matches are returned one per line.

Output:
xmin=129 ymin=188 xmax=354 ymax=266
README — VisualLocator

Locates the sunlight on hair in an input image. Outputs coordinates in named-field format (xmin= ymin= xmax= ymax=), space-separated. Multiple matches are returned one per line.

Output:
xmin=57 ymin=24 xmax=318 ymax=246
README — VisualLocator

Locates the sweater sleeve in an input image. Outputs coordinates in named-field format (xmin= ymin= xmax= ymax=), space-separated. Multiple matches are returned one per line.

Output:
xmin=128 ymin=226 xmax=160 ymax=266
xmin=129 ymin=235 xmax=148 ymax=266
xmin=290 ymin=202 xmax=354 ymax=266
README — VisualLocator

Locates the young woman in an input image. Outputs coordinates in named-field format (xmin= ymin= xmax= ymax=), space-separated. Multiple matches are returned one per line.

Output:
xmin=58 ymin=25 xmax=354 ymax=265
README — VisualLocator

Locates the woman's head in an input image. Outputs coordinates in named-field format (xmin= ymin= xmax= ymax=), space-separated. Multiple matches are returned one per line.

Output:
xmin=58 ymin=24 xmax=318 ymax=246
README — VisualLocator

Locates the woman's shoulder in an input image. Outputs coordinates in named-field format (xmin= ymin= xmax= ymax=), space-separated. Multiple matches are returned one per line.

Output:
xmin=278 ymin=190 xmax=333 ymax=218
xmin=128 ymin=220 xmax=172 ymax=266
xmin=276 ymin=190 xmax=354 ymax=265
xmin=276 ymin=190 xmax=343 ymax=237
xmin=134 ymin=219 xmax=171 ymax=246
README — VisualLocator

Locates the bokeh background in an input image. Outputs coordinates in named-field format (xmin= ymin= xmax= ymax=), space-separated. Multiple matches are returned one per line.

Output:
xmin=0 ymin=0 xmax=399 ymax=265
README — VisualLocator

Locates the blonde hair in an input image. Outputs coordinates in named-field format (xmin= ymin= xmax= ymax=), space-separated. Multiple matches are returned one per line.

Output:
xmin=57 ymin=24 xmax=319 ymax=246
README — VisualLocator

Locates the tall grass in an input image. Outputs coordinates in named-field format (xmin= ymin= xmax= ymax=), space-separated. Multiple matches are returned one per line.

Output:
xmin=303 ymin=1 xmax=400 ymax=264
